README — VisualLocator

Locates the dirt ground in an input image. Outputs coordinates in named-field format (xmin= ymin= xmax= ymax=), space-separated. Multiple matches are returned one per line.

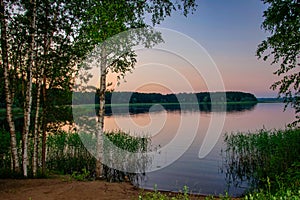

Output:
xmin=0 ymin=177 xmax=139 ymax=200
xmin=0 ymin=176 xmax=217 ymax=200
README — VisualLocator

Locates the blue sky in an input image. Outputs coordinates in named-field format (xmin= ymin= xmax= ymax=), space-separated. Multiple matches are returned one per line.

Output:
xmin=110 ymin=0 xmax=279 ymax=98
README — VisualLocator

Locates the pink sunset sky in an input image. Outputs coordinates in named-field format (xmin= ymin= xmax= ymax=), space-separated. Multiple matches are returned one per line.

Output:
xmin=105 ymin=0 xmax=279 ymax=98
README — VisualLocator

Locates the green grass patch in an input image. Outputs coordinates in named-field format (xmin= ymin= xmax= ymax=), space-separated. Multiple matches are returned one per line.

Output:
xmin=223 ymin=128 xmax=300 ymax=197
xmin=138 ymin=186 xmax=235 ymax=200
xmin=138 ymin=185 xmax=190 ymax=200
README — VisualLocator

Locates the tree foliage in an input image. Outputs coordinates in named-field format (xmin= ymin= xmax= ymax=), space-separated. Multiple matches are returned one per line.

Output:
xmin=257 ymin=0 xmax=300 ymax=126
xmin=74 ymin=0 xmax=197 ymax=178
xmin=1 ymin=0 xmax=198 ymax=177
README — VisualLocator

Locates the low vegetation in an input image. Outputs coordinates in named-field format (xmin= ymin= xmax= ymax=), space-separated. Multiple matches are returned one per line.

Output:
xmin=138 ymin=185 xmax=190 ymax=200
xmin=1 ymin=128 xmax=299 ymax=199
xmin=0 ymin=129 xmax=150 ymax=182
xmin=223 ymin=128 xmax=300 ymax=199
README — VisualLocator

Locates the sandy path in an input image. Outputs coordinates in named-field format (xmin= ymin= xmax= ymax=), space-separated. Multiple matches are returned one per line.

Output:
xmin=0 ymin=178 xmax=141 ymax=200
xmin=0 ymin=177 xmax=228 ymax=200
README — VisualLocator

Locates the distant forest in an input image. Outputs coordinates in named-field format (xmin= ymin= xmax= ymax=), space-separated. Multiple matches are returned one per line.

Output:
xmin=0 ymin=89 xmax=257 ymax=109
xmin=73 ymin=91 xmax=258 ymax=105
xmin=0 ymin=91 xmax=258 ymax=130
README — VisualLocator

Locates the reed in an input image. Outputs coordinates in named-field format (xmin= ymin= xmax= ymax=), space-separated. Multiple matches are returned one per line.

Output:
xmin=0 ymin=129 xmax=150 ymax=182
xmin=223 ymin=128 xmax=300 ymax=194
xmin=46 ymin=130 xmax=150 ymax=181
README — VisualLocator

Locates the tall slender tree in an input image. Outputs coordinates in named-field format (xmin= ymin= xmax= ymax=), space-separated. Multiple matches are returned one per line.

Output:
xmin=77 ymin=0 xmax=197 ymax=178
xmin=21 ymin=0 xmax=36 ymax=177
xmin=36 ymin=0 xmax=88 ymax=176
xmin=32 ymin=71 xmax=42 ymax=177
xmin=0 ymin=0 xmax=20 ymax=173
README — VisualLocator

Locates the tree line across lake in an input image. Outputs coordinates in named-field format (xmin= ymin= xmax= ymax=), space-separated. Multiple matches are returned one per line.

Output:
xmin=0 ymin=90 xmax=258 ymax=108
xmin=75 ymin=91 xmax=258 ymax=105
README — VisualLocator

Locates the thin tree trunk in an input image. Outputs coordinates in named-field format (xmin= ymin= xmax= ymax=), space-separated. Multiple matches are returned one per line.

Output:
xmin=96 ymin=46 xmax=107 ymax=179
xmin=0 ymin=0 xmax=20 ymax=173
xmin=22 ymin=0 xmax=36 ymax=177
xmin=40 ymin=0 xmax=56 ymax=176
xmin=33 ymin=72 xmax=42 ymax=177
xmin=41 ymin=75 xmax=47 ymax=176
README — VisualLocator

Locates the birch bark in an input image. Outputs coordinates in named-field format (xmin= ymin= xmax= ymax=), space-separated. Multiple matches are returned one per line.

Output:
xmin=0 ymin=0 xmax=20 ymax=173
xmin=96 ymin=45 xmax=107 ymax=178
xmin=33 ymin=71 xmax=42 ymax=176
xmin=22 ymin=0 xmax=36 ymax=177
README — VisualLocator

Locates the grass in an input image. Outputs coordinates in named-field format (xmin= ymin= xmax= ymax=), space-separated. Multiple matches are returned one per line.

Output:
xmin=138 ymin=185 xmax=191 ymax=200
xmin=244 ymin=178 xmax=300 ymax=200
xmin=46 ymin=131 xmax=96 ymax=175
xmin=71 ymin=168 xmax=91 ymax=181
xmin=223 ymin=128 xmax=300 ymax=198
xmin=0 ymin=129 xmax=150 ymax=182
xmin=138 ymin=186 xmax=235 ymax=200
xmin=104 ymin=130 xmax=149 ymax=152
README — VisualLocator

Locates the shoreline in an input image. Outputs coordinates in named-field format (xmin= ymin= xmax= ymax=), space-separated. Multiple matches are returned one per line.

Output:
xmin=0 ymin=176 xmax=240 ymax=200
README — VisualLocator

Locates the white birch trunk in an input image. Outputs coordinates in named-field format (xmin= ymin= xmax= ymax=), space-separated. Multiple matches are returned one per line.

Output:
xmin=22 ymin=0 xmax=36 ymax=177
xmin=33 ymin=73 xmax=42 ymax=177
xmin=41 ymin=75 xmax=47 ymax=176
xmin=96 ymin=46 xmax=107 ymax=178
xmin=0 ymin=0 xmax=20 ymax=173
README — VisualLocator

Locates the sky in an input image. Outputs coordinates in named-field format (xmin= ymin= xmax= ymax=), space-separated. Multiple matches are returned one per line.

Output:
xmin=105 ymin=0 xmax=279 ymax=98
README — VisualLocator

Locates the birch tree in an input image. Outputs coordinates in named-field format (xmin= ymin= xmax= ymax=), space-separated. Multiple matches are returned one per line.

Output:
xmin=33 ymin=0 xmax=86 ymax=175
xmin=257 ymin=0 xmax=300 ymax=126
xmin=78 ymin=0 xmax=197 ymax=178
xmin=1 ymin=0 xmax=197 ymax=177
xmin=0 ymin=0 xmax=20 ymax=173
xmin=32 ymin=71 xmax=42 ymax=177
xmin=21 ymin=0 xmax=36 ymax=177
xmin=1 ymin=0 xmax=84 ymax=176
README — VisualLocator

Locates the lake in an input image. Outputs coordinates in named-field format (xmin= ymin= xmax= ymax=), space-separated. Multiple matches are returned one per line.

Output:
xmin=0 ymin=102 xmax=295 ymax=196
xmin=103 ymin=103 xmax=295 ymax=196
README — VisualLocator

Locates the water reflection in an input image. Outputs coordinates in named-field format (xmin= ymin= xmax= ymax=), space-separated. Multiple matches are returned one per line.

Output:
xmin=0 ymin=102 xmax=257 ymax=131
xmin=0 ymin=103 xmax=295 ymax=197
xmin=102 ymin=102 xmax=257 ymax=116
xmin=103 ymin=103 xmax=295 ymax=197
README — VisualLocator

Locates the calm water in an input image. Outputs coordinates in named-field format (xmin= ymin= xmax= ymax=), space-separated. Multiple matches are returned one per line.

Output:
xmin=103 ymin=103 xmax=295 ymax=196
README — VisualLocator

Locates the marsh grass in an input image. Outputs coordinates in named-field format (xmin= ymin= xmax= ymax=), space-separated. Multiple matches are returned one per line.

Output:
xmin=46 ymin=131 xmax=96 ymax=175
xmin=102 ymin=130 xmax=151 ymax=182
xmin=46 ymin=130 xmax=150 ymax=182
xmin=104 ymin=130 xmax=149 ymax=153
xmin=0 ymin=129 xmax=150 ymax=182
xmin=223 ymin=128 xmax=300 ymax=194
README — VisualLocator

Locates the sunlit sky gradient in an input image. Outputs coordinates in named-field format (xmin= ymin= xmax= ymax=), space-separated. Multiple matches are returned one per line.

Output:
xmin=107 ymin=0 xmax=280 ymax=98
